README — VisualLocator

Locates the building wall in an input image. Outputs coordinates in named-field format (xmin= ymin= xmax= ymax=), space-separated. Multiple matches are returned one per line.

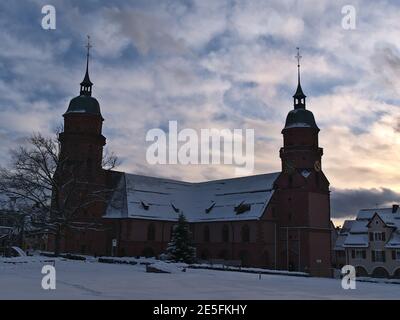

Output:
xmin=111 ymin=216 xmax=278 ymax=269
xmin=346 ymin=215 xmax=400 ymax=278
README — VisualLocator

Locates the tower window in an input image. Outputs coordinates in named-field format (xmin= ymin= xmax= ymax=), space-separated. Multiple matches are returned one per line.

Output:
xmin=288 ymin=175 xmax=293 ymax=187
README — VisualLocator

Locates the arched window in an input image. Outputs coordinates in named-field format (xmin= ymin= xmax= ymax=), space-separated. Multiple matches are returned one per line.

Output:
xmin=147 ymin=223 xmax=155 ymax=241
xmin=372 ymin=267 xmax=390 ymax=279
xmin=241 ymin=224 xmax=250 ymax=243
xmin=203 ymin=226 xmax=210 ymax=242
xmin=222 ymin=225 xmax=229 ymax=242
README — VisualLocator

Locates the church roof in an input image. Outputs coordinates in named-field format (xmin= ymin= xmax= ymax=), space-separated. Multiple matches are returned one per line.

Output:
xmin=64 ymin=95 xmax=102 ymax=116
xmin=104 ymin=172 xmax=280 ymax=222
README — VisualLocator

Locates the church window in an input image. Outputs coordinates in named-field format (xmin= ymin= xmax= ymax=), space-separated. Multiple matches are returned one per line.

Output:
xmin=222 ymin=225 xmax=229 ymax=242
xmin=241 ymin=225 xmax=250 ymax=243
xmin=147 ymin=223 xmax=156 ymax=241
xmin=203 ymin=226 xmax=210 ymax=242
xmin=126 ymin=221 xmax=131 ymax=239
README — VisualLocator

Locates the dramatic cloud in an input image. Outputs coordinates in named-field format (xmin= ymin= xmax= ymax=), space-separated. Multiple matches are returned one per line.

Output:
xmin=331 ymin=187 xmax=400 ymax=219
xmin=0 ymin=0 xmax=399 ymax=223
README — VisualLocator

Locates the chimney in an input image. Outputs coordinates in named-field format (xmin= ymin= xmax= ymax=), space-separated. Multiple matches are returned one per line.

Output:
xmin=393 ymin=204 xmax=399 ymax=213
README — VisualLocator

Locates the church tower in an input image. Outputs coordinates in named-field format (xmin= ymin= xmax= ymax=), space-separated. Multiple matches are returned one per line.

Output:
xmin=280 ymin=48 xmax=322 ymax=174
xmin=275 ymin=48 xmax=331 ymax=277
xmin=58 ymin=36 xmax=106 ymax=182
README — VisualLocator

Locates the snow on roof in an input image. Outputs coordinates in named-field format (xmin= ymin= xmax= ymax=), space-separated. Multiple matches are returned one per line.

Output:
xmin=357 ymin=208 xmax=395 ymax=220
xmin=334 ymin=234 xmax=347 ymax=251
xmin=104 ymin=172 xmax=280 ymax=222
xmin=341 ymin=220 xmax=354 ymax=233
xmin=284 ymin=122 xmax=313 ymax=129
xmin=338 ymin=207 xmax=400 ymax=249
xmin=334 ymin=220 xmax=355 ymax=251
xmin=386 ymin=231 xmax=400 ymax=249
xmin=343 ymin=234 xmax=369 ymax=248
xmin=349 ymin=220 xmax=368 ymax=233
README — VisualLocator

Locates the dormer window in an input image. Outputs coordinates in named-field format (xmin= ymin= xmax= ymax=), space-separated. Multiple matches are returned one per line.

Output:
xmin=205 ymin=202 xmax=216 ymax=214
xmin=140 ymin=201 xmax=150 ymax=210
xmin=234 ymin=201 xmax=251 ymax=215
xmin=171 ymin=202 xmax=180 ymax=213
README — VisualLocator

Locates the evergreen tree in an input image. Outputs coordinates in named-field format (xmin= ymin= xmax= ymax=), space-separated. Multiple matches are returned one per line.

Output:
xmin=167 ymin=213 xmax=196 ymax=263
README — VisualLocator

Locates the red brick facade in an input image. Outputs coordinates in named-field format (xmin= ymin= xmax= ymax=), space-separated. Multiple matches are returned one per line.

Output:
xmin=50 ymin=64 xmax=332 ymax=277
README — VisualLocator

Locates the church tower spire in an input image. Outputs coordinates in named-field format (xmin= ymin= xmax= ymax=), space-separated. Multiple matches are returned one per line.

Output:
xmin=80 ymin=35 xmax=93 ymax=97
xmin=293 ymin=47 xmax=306 ymax=109
xmin=60 ymin=36 xmax=105 ymax=180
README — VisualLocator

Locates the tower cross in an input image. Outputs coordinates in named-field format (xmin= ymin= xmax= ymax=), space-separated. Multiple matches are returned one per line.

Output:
xmin=295 ymin=47 xmax=302 ymax=81
xmin=85 ymin=35 xmax=92 ymax=59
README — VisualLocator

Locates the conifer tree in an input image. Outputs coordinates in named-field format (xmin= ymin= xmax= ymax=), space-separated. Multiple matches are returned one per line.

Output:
xmin=167 ymin=213 xmax=196 ymax=263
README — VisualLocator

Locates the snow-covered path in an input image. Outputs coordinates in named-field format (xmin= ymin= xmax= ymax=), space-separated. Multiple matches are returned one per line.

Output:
xmin=0 ymin=258 xmax=399 ymax=300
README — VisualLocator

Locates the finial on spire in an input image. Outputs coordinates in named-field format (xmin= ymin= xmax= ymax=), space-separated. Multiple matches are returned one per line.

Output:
xmin=295 ymin=47 xmax=302 ymax=83
xmin=80 ymin=35 xmax=93 ymax=96
xmin=86 ymin=35 xmax=92 ymax=62
xmin=293 ymin=47 xmax=306 ymax=109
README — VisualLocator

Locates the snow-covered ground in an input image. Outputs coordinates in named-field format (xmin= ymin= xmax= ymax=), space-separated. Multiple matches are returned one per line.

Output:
xmin=0 ymin=257 xmax=399 ymax=300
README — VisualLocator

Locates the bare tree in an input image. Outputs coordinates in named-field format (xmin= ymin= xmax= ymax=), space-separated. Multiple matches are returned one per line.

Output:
xmin=0 ymin=132 xmax=119 ymax=256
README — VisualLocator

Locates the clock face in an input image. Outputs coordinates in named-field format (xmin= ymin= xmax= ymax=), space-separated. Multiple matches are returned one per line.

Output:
xmin=314 ymin=160 xmax=321 ymax=172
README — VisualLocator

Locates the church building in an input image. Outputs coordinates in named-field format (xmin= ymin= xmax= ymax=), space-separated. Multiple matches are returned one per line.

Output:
xmin=52 ymin=46 xmax=332 ymax=277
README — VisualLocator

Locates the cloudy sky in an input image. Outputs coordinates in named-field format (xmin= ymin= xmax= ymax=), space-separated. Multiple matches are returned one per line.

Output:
xmin=0 ymin=0 xmax=399 ymax=225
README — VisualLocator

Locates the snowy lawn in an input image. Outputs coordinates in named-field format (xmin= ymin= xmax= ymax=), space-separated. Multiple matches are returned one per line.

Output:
xmin=0 ymin=257 xmax=399 ymax=300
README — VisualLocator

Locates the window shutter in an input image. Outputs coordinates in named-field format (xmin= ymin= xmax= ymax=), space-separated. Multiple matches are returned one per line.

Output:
xmin=362 ymin=250 xmax=366 ymax=259
xmin=372 ymin=251 xmax=375 ymax=262
xmin=382 ymin=251 xmax=386 ymax=262
xmin=369 ymin=232 xmax=373 ymax=241
xmin=351 ymin=250 xmax=355 ymax=259
xmin=392 ymin=250 xmax=396 ymax=260
xmin=382 ymin=233 xmax=386 ymax=242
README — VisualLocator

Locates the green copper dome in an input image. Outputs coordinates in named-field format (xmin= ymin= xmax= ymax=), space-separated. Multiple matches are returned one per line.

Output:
xmin=283 ymin=108 xmax=319 ymax=130
xmin=284 ymin=49 xmax=318 ymax=131
xmin=64 ymin=39 xmax=102 ymax=118
xmin=64 ymin=95 xmax=102 ymax=116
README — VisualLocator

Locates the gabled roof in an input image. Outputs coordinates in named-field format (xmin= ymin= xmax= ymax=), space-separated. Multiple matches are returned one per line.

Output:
xmin=339 ymin=206 xmax=400 ymax=249
xmin=357 ymin=208 xmax=396 ymax=220
xmin=386 ymin=231 xmax=400 ymax=249
xmin=104 ymin=172 xmax=280 ymax=222
xmin=343 ymin=234 xmax=369 ymax=248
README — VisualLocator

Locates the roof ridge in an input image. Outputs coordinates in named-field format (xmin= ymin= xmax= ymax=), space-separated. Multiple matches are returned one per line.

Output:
xmin=123 ymin=171 xmax=281 ymax=185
